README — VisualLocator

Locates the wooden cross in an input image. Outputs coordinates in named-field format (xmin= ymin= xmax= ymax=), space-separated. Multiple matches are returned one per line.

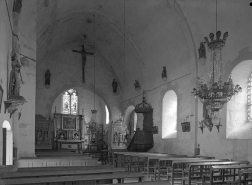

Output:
xmin=72 ymin=44 xmax=93 ymax=83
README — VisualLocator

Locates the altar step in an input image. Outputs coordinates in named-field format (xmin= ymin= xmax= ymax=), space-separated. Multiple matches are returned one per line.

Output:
xmin=36 ymin=150 xmax=83 ymax=157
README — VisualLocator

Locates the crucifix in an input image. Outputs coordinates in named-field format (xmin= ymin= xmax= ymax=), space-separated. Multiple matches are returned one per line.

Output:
xmin=72 ymin=44 xmax=93 ymax=83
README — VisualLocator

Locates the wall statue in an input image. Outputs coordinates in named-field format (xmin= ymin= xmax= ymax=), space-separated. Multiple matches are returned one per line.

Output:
xmin=9 ymin=50 xmax=23 ymax=97
xmin=198 ymin=42 xmax=206 ymax=59
xmin=161 ymin=66 xmax=167 ymax=80
xmin=112 ymin=78 xmax=118 ymax=94
xmin=45 ymin=69 xmax=51 ymax=88
xmin=134 ymin=80 xmax=141 ymax=90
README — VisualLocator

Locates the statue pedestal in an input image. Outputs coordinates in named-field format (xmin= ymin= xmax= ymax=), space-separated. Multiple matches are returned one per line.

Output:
xmin=4 ymin=95 xmax=26 ymax=118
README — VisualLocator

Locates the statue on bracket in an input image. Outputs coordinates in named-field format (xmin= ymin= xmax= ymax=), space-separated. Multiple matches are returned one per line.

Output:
xmin=112 ymin=78 xmax=118 ymax=94
xmin=5 ymin=49 xmax=26 ymax=118
xmin=198 ymin=42 xmax=206 ymax=59
xmin=9 ymin=50 xmax=23 ymax=97
xmin=45 ymin=69 xmax=51 ymax=88
xmin=134 ymin=80 xmax=141 ymax=91
xmin=13 ymin=0 xmax=22 ymax=13
xmin=161 ymin=66 xmax=167 ymax=81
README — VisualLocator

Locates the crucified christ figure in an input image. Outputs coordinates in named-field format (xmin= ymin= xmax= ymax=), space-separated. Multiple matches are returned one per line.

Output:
xmin=72 ymin=44 xmax=93 ymax=83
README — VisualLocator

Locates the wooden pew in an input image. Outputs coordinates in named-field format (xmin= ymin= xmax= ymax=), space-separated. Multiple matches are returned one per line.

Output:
xmin=2 ymin=172 xmax=144 ymax=185
xmin=139 ymin=154 xmax=188 ymax=174
xmin=126 ymin=153 xmax=175 ymax=172
xmin=101 ymin=180 xmax=171 ymax=185
xmin=239 ymin=169 xmax=252 ymax=185
xmin=183 ymin=161 xmax=250 ymax=185
xmin=153 ymin=157 xmax=199 ymax=180
xmin=194 ymin=155 xmax=215 ymax=159
xmin=146 ymin=156 xmax=190 ymax=178
xmin=113 ymin=152 xmax=169 ymax=170
xmin=0 ymin=167 xmax=126 ymax=178
xmin=168 ymin=159 xmax=229 ymax=185
xmin=17 ymin=164 xmax=114 ymax=172
xmin=203 ymin=164 xmax=252 ymax=185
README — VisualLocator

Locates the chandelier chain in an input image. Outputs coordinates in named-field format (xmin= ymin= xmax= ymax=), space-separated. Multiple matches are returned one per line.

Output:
xmin=124 ymin=0 xmax=126 ymax=81
xmin=216 ymin=0 xmax=218 ymax=33
xmin=94 ymin=14 xmax=96 ymax=110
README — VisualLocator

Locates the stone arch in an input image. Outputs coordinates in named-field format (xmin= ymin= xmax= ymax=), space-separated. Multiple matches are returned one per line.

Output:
xmin=2 ymin=120 xmax=13 ymax=165
xmin=47 ymin=83 xmax=112 ymax=120
xmin=124 ymin=105 xmax=137 ymax=137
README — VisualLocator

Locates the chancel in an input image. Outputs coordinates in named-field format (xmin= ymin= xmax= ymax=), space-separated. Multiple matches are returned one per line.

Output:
xmin=0 ymin=0 xmax=252 ymax=184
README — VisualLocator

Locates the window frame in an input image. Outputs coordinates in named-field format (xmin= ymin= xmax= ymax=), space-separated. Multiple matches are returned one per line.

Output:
xmin=62 ymin=89 xmax=78 ymax=115
xmin=247 ymin=73 xmax=252 ymax=121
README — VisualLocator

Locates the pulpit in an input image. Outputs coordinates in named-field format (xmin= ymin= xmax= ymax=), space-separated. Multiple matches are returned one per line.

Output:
xmin=53 ymin=113 xmax=84 ymax=153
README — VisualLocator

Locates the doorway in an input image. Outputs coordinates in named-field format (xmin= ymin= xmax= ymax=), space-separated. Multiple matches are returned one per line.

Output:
xmin=2 ymin=120 xmax=13 ymax=165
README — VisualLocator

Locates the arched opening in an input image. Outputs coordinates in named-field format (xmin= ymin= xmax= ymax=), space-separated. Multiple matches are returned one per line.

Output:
xmin=105 ymin=105 xmax=109 ymax=124
xmin=2 ymin=120 xmax=13 ymax=165
xmin=162 ymin=90 xmax=177 ymax=139
xmin=124 ymin=105 xmax=137 ymax=141
xmin=52 ymin=87 xmax=107 ymax=124
xmin=226 ymin=60 xmax=252 ymax=139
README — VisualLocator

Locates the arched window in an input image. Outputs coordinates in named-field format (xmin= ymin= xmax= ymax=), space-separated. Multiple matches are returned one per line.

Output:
xmin=105 ymin=105 xmax=109 ymax=124
xmin=62 ymin=89 xmax=78 ymax=114
xmin=162 ymin=90 xmax=177 ymax=139
xmin=226 ymin=60 xmax=252 ymax=139
xmin=248 ymin=73 xmax=252 ymax=121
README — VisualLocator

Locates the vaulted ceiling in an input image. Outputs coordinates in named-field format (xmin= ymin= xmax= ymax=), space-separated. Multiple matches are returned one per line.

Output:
xmin=36 ymin=0 xmax=252 ymax=95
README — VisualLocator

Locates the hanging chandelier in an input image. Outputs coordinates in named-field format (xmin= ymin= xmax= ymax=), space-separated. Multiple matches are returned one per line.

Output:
xmin=192 ymin=31 xmax=242 ymax=118
xmin=192 ymin=0 xmax=242 ymax=120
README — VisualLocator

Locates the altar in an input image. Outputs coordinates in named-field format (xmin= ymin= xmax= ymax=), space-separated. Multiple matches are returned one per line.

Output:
xmin=57 ymin=140 xmax=82 ymax=153
xmin=53 ymin=113 xmax=85 ymax=153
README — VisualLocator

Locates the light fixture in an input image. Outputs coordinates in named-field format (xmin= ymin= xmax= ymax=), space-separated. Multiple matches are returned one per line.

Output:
xmin=192 ymin=0 xmax=242 ymax=121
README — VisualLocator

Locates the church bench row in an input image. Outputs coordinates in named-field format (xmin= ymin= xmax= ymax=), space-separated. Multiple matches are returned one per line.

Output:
xmin=113 ymin=152 xmax=170 ymax=168
xmin=201 ymin=164 xmax=252 ymax=185
xmin=182 ymin=161 xmax=250 ymax=185
xmin=17 ymin=164 xmax=114 ymax=172
xmin=112 ymin=151 xmax=190 ymax=171
xmin=150 ymin=158 xmax=228 ymax=183
xmin=101 ymin=180 xmax=171 ymax=185
xmin=111 ymin=151 xmax=214 ymax=173
xmin=0 ymin=167 xmax=126 ymax=178
xmin=164 ymin=158 xmax=230 ymax=184
xmin=126 ymin=154 xmax=189 ymax=173
xmin=238 ymin=169 xmax=252 ymax=185
xmin=1 ymin=172 xmax=144 ymax=185
xmin=147 ymin=156 xmax=215 ymax=178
